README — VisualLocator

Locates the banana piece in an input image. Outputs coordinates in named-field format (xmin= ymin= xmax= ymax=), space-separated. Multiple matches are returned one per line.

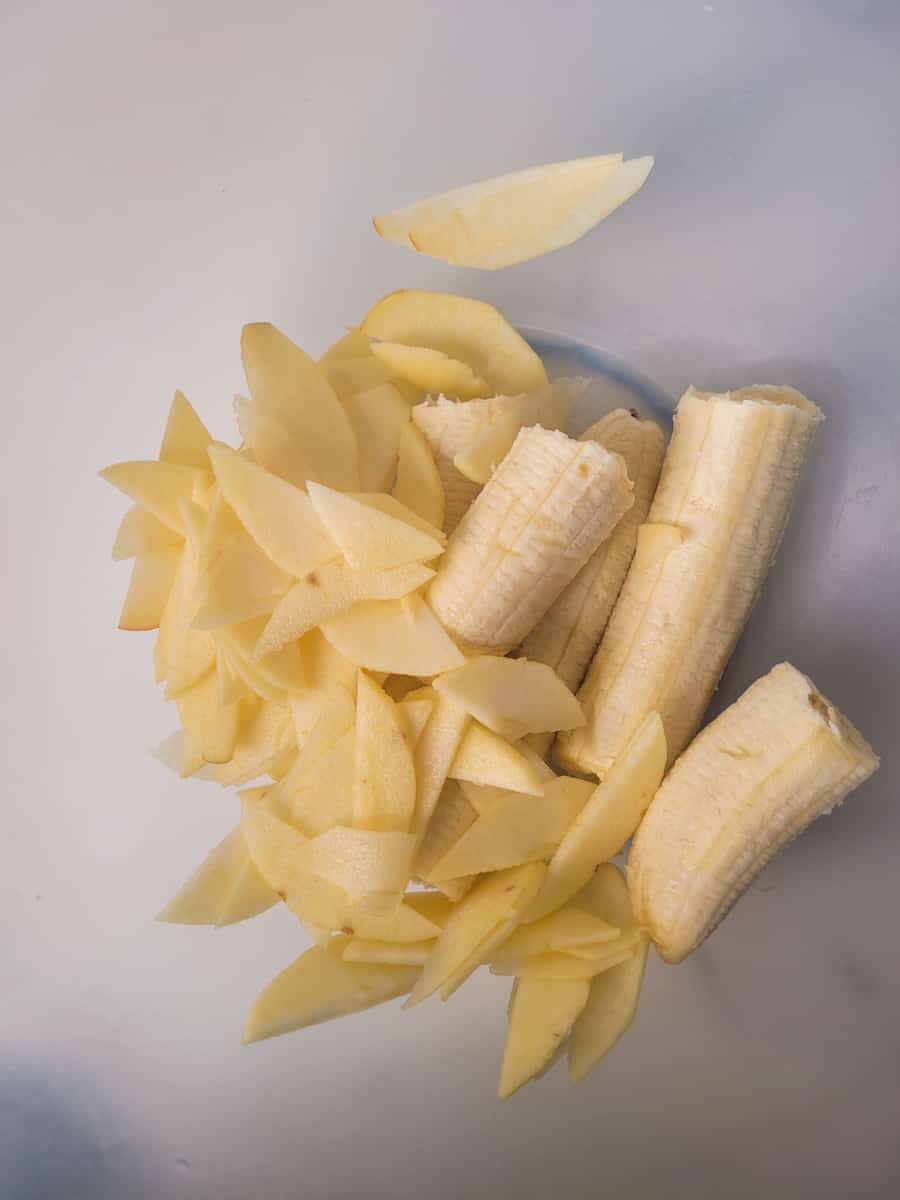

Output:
xmin=411 ymin=380 xmax=583 ymax=534
xmin=629 ymin=662 xmax=879 ymax=964
xmin=557 ymin=386 xmax=823 ymax=776
xmin=522 ymin=409 xmax=665 ymax=693
xmin=428 ymin=427 xmax=634 ymax=655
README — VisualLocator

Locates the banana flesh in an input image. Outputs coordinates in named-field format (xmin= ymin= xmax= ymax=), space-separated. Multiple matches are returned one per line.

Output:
xmin=629 ymin=662 xmax=878 ymax=963
xmin=428 ymin=426 xmax=634 ymax=655
xmin=556 ymin=386 xmax=823 ymax=777
xmin=522 ymin=408 xmax=665 ymax=692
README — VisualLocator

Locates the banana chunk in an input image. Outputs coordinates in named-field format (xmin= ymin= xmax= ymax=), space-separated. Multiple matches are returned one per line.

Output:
xmin=428 ymin=426 xmax=634 ymax=655
xmin=557 ymin=386 xmax=823 ymax=776
xmin=629 ymin=662 xmax=879 ymax=963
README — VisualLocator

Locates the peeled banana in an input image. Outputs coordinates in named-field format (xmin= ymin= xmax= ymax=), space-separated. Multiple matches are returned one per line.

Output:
xmin=522 ymin=408 xmax=665 ymax=692
xmin=428 ymin=426 xmax=634 ymax=655
xmin=556 ymin=386 xmax=823 ymax=777
xmin=629 ymin=662 xmax=879 ymax=963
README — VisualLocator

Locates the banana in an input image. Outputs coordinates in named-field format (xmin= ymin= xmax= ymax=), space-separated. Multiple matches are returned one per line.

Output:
xmin=556 ymin=386 xmax=823 ymax=777
xmin=629 ymin=662 xmax=879 ymax=963
xmin=411 ymin=380 xmax=583 ymax=534
xmin=428 ymin=426 xmax=634 ymax=656
xmin=522 ymin=408 xmax=665 ymax=693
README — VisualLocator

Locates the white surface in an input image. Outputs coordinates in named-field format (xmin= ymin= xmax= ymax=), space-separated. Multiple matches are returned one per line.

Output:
xmin=3 ymin=2 xmax=900 ymax=1198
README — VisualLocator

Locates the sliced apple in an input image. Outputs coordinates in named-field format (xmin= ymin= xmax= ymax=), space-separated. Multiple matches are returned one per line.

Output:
xmin=392 ymin=421 xmax=444 ymax=532
xmin=342 ymin=938 xmax=434 ymax=967
xmin=307 ymin=482 xmax=444 ymax=570
xmin=414 ymin=780 xmax=478 ymax=882
xmin=409 ymin=689 xmax=471 ymax=838
xmin=157 ymin=545 xmax=217 ymax=695
xmin=370 ymin=342 xmax=490 ymax=400
xmin=341 ymin=384 xmax=410 ymax=492
xmin=288 ymin=630 xmax=359 ymax=744
xmin=321 ymin=596 xmax=464 ymax=677
xmin=353 ymin=674 xmax=416 ymax=833
xmin=158 ymin=390 xmax=213 ymax=468
xmin=406 ymin=862 xmax=546 ymax=1006
xmin=244 ymin=936 xmax=418 ymax=1043
xmin=361 ymin=290 xmax=547 ymax=396
xmin=193 ymin=532 xmax=293 ymax=630
xmin=217 ymin=701 xmax=293 ymax=787
xmin=498 ymin=978 xmax=590 ymax=1099
xmin=434 ymin=656 xmax=584 ymax=740
xmin=320 ymin=354 xmax=392 ymax=400
xmin=352 ymin=492 xmax=446 ymax=543
xmin=157 ymin=827 xmax=278 ymax=926
xmin=448 ymin=722 xmax=545 ymax=796
xmin=490 ymin=934 xmax=639 ymax=980
xmin=528 ymin=712 xmax=666 ymax=921
xmin=372 ymin=154 xmax=653 ymax=270
xmin=428 ymin=776 xmax=592 ymax=881
xmin=208 ymin=445 xmax=339 ymax=578
xmin=500 ymin=906 xmax=619 ymax=957
xmin=112 ymin=506 xmax=182 ymax=561
xmin=198 ymin=485 xmax=244 ymax=571
xmin=255 ymin=560 xmax=435 ymax=657
xmin=270 ymin=687 xmax=356 ymax=805
xmin=318 ymin=327 xmax=372 ymax=364
xmin=240 ymin=322 xmax=359 ymax=492
xmin=294 ymin=826 xmax=416 ymax=912
xmin=284 ymin=730 xmax=355 ymax=837
xmin=118 ymin=548 xmax=181 ymax=630
xmin=176 ymin=669 xmax=242 ymax=764
xmin=214 ymin=618 xmax=305 ymax=696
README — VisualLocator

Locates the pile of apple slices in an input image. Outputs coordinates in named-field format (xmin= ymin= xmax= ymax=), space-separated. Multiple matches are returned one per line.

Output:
xmin=102 ymin=290 xmax=665 ymax=1097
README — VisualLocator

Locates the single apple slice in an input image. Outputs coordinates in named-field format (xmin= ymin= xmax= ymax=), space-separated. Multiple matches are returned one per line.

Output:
xmin=217 ymin=700 xmax=293 ymax=787
xmin=341 ymin=384 xmax=410 ymax=492
xmin=318 ymin=327 xmax=372 ymax=364
xmin=370 ymin=342 xmax=490 ymax=400
xmin=448 ymin=722 xmax=545 ymax=796
xmin=392 ymin=421 xmax=444 ymax=532
xmin=373 ymin=154 xmax=653 ymax=270
xmin=293 ymin=826 xmax=416 ymax=913
xmin=341 ymin=938 xmax=434 ymax=967
xmin=406 ymin=862 xmax=546 ymax=1006
xmin=118 ymin=548 xmax=181 ymax=630
xmin=255 ymin=560 xmax=435 ymax=657
xmin=352 ymin=492 xmax=445 ymax=543
xmin=244 ymin=936 xmax=418 ymax=1043
xmin=100 ymin=460 xmax=208 ymax=534
xmin=214 ymin=617 xmax=306 ymax=696
xmin=490 ymin=934 xmax=639 ymax=980
xmin=398 ymin=696 xmax=433 ymax=746
xmin=193 ymin=532 xmax=293 ymax=630
xmin=434 ymin=655 xmax=584 ymax=740
xmin=240 ymin=322 xmax=359 ymax=492
xmin=500 ymin=906 xmax=619 ymax=957
xmin=157 ymin=827 xmax=278 ymax=926
xmin=321 ymin=596 xmax=465 ymax=677
xmin=112 ymin=505 xmax=182 ymax=561
xmin=284 ymin=730 xmax=356 ymax=837
xmin=361 ymin=290 xmax=547 ymax=396
xmin=528 ymin=711 xmax=666 ymax=921
xmin=176 ymin=669 xmax=243 ymax=764
xmin=414 ymin=780 xmax=478 ymax=884
xmin=429 ymin=776 xmax=592 ymax=881
xmin=158 ymin=390 xmax=213 ymax=468
xmin=320 ymin=355 xmax=392 ymax=400
xmin=498 ymin=977 xmax=591 ymax=1099
xmin=353 ymin=673 xmax=417 ymax=833
xmin=408 ymin=688 xmax=471 ymax=839
xmin=307 ymin=482 xmax=444 ymax=570
xmin=158 ymin=544 xmax=217 ymax=696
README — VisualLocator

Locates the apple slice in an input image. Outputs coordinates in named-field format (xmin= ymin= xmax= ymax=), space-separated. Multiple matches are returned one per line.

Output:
xmin=209 ymin=445 xmax=339 ymax=578
xmin=414 ymin=780 xmax=478 ymax=882
xmin=214 ymin=618 xmax=305 ymax=696
xmin=217 ymin=701 xmax=293 ymax=787
xmin=294 ymin=826 xmax=416 ymax=912
xmin=158 ymin=545 xmax=217 ymax=695
xmin=408 ymin=689 xmax=471 ymax=839
xmin=361 ymin=290 xmax=547 ymax=396
xmin=448 ymin=722 xmax=545 ymax=796
xmin=373 ymin=154 xmax=653 ymax=270
xmin=370 ymin=342 xmax=490 ymax=400
xmin=406 ymin=862 xmax=546 ymax=1006
xmin=193 ymin=532 xmax=293 ymax=630
xmin=341 ymin=384 xmax=410 ymax=492
xmin=428 ymin=776 xmax=592 ymax=881
xmin=118 ymin=548 xmax=181 ymax=630
xmin=352 ymin=492 xmax=445 ymax=543
xmin=157 ymin=827 xmax=278 ymax=927
xmin=318 ymin=327 xmax=372 ymax=364
xmin=100 ymin=460 xmax=207 ymax=534
xmin=498 ymin=978 xmax=590 ymax=1099
xmin=321 ymin=596 xmax=464 ymax=677
xmin=527 ymin=711 xmax=667 ymax=921
xmin=112 ymin=506 xmax=182 ymax=561
xmin=320 ymin=355 xmax=392 ymax=400
xmin=434 ymin=656 xmax=585 ymax=740
xmin=398 ymin=696 xmax=433 ymax=746
xmin=198 ymin=485 xmax=244 ymax=571
xmin=284 ymin=730 xmax=356 ymax=837
xmin=307 ymin=482 xmax=444 ymax=570
xmin=240 ymin=322 xmax=359 ymax=492
xmin=342 ymin=938 xmax=434 ymax=967
xmin=255 ymin=561 xmax=435 ymax=657
xmin=244 ymin=936 xmax=418 ymax=1043
xmin=353 ymin=674 xmax=417 ymax=833
xmin=490 ymin=934 xmax=639 ymax=980
xmin=393 ymin=422 xmax=444 ymax=532
xmin=176 ymin=669 xmax=243 ymax=763
xmin=500 ymin=906 xmax=620 ymax=957
xmin=158 ymin=390 xmax=213 ymax=468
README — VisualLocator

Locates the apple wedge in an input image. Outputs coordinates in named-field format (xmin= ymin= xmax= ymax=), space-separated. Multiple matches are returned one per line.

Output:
xmin=341 ymin=383 xmax=410 ymax=492
xmin=157 ymin=545 xmax=217 ymax=696
xmin=433 ymin=656 xmax=585 ymax=740
xmin=240 ymin=322 xmax=359 ymax=492
xmin=370 ymin=342 xmax=490 ymax=400
xmin=244 ymin=936 xmax=418 ymax=1043
xmin=112 ymin=506 xmax=182 ymax=561
xmin=292 ymin=826 xmax=416 ymax=913
xmin=158 ymin=390 xmax=213 ymax=469
xmin=208 ymin=445 xmax=339 ymax=579
xmin=216 ymin=700 xmax=293 ymax=787
xmin=100 ymin=460 xmax=208 ymax=535
xmin=448 ymin=722 xmax=545 ymax=796
xmin=498 ymin=978 xmax=590 ymax=1099
xmin=192 ymin=532 xmax=293 ymax=630
xmin=361 ymin=290 xmax=547 ymax=396
xmin=118 ymin=548 xmax=181 ymax=630
xmin=409 ymin=689 xmax=471 ymax=837
xmin=490 ymin=934 xmax=639 ymax=980
xmin=392 ymin=421 xmax=444 ymax=532
xmin=353 ymin=673 xmax=417 ymax=833
xmin=307 ymin=482 xmax=443 ymax=570
xmin=499 ymin=907 xmax=620 ymax=957
xmin=373 ymin=154 xmax=653 ymax=270
xmin=414 ymin=780 xmax=478 ymax=882
xmin=176 ymin=669 xmax=243 ymax=764
xmin=254 ymin=561 xmax=435 ymax=657
xmin=406 ymin=862 xmax=546 ymax=1006
xmin=321 ymin=596 xmax=465 ymax=677
xmin=428 ymin=776 xmax=592 ymax=881
xmin=157 ymin=827 xmax=278 ymax=927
